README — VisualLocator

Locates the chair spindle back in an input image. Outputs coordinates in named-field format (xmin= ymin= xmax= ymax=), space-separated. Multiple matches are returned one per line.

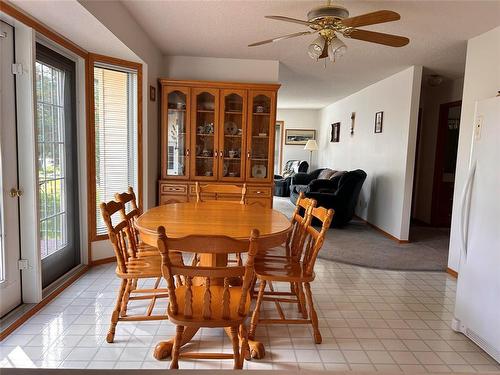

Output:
xmin=287 ymin=192 xmax=316 ymax=258
xmin=195 ymin=182 xmax=247 ymax=204
xmin=301 ymin=206 xmax=334 ymax=275
xmin=157 ymin=227 xmax=259 ymax=320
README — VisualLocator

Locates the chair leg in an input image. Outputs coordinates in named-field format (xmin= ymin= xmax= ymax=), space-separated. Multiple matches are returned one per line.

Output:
xmin=304 ymin=282 xmax=321 ymax=344
xmin=120 ymin=279 xmax=132 ymax=317
xmin=230 ymin=326 xmax=242 ymax=369
xmin=249 ymin=279 xmax=266 ymax=340
xmin=106 ymin=279 xmax=127 ymax=343
xmin=170 ymin=325 xmax=184 ymax=369
xmin=239 ymin=323 xmax=251 ymax=361
xmin=296 ymin=282 xmax=308 ymax=319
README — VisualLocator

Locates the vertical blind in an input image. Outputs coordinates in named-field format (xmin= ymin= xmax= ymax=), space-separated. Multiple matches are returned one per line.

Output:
xmin=94 ymin=65 xmax=138 ymax=235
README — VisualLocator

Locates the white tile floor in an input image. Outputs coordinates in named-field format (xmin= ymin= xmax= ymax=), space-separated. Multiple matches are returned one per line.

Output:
xmin=1 ymin=260 xmax=499 ymax=371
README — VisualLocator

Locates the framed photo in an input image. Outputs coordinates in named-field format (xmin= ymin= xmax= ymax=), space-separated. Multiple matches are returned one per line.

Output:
xmin=149 ymin=85 xmax=156 ymax=102
xmin=331 ymin=122 xmax=340 ymax=142
xmin=284 ymin=129 xmax=316 ymax=145
xmin=374 ymin=111 xmax=383 ymax=133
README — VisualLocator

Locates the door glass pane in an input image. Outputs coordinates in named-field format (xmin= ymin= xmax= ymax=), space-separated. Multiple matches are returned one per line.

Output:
xmin=167 ymin=91 xmax=187 ymax=176
xmin=35 ymin=61 xmax=67 ymax=259
xmin=222 ymin=93 xmax=243 ymax=178
xmin=194 ymin=92 xmax=215 ymax=177
xmin=249 ymin=94 xmax=271 ymax=179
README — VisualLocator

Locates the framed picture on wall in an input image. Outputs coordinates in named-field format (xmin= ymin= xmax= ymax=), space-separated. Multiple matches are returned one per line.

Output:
xmin=331 ymin=122 xmax=340 ymax=142
xmin=284 ymin=129 xmax=316 ymax=145
xmin=374 ymin=111 xmax=384 ymax=133
xmin=149 ymin=85 xmax=156 ymax=102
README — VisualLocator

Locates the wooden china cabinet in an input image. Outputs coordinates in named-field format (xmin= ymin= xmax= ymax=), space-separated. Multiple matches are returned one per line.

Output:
xmin=159 ymin=79 xmax=280 ymax=208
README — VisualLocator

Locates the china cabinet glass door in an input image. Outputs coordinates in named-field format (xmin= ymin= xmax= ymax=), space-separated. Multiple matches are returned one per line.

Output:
xmin=191 ymin=88 xmax=219 ymax=180
xmin=246 ymin=91 xmax=275 ymax=182
xmin=164 ymin=87 xmax=189 ymax=179
xmin=218 ymin=90 xmax=246 ymax=181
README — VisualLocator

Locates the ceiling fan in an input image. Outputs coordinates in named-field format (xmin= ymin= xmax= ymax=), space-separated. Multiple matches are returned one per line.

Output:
xmin=248 ymin=1 xmax=410 ymax=62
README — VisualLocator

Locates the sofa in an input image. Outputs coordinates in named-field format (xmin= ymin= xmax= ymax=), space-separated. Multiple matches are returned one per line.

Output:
xmin=273 ymin=160 xmax=309 ymax=197
xmin=290 ymin=168 xmax=367 ymax=227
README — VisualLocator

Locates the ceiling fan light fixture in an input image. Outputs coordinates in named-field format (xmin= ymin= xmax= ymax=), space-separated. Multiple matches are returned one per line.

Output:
xmin=327 ymin=38 xmax=347 ymax=61
xmin=308 ymin=35 xmax=326 ymax=59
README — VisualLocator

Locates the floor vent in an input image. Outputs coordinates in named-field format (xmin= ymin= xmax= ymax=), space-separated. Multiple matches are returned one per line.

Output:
xmin=466 ymin=328 xmax=500 ymax=363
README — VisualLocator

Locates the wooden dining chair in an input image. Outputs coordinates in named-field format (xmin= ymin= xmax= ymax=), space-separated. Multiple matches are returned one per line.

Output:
xmin=156 ymin=226 xmax=259 ymax=369
xmin=100 ymin=200 xmax=182 ymax=343
xmin=249 ymin=206 xmax=334 ymax=344
xmin=258 ymin=192 xmax=316 ymax=259
xmin=195 ymin=182 xmax=247 ymax=204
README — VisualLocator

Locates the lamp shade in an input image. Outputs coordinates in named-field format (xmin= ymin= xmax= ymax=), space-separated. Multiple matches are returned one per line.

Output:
xmin=304 ymin=139 xmax=319 ymax=151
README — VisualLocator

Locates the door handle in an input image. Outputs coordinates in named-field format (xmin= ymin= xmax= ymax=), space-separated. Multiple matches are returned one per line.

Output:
xmin=9 ymin=188 xmax=23 ymax=198
xmin=459 ymin=163 xmax=476 ymax=263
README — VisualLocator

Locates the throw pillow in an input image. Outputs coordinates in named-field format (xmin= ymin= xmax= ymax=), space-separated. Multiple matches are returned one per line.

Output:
xmin=317 ymin=168 xmax=335 ymax=180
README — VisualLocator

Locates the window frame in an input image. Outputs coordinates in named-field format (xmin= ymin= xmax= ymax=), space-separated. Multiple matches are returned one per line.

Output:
xmin=87 ymin=53 xmax=143 ymax=242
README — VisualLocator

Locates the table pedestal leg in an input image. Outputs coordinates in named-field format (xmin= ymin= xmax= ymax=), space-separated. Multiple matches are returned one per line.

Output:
xmin=223 ymin=327 xmax=265 ymax=360
xmin=153 ymin=326 xmax=199 ymax=360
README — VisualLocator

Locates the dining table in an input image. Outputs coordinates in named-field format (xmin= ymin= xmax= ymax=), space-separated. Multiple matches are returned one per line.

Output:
xmin=135 ymin=201 xmax=292 ymax=360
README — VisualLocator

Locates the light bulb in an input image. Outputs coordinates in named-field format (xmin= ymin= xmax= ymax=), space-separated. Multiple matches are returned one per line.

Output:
xmin=328 ymin=38 xmax=347 ymax=61
xmin=308 ymin=35 xmax=326 ymax=59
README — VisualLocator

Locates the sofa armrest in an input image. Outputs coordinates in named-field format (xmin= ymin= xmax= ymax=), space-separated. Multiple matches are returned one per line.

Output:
xmin=305 ymin=191 xmax=341 ymax=207
xmin=308 ymin=179 xmax=337 ymax=193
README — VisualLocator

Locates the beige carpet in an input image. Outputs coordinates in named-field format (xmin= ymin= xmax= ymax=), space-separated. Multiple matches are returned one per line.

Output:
xmin=273 ymin=197 xmax=449 ymax=272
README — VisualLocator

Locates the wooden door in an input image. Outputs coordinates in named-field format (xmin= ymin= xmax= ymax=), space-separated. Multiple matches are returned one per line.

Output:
xmin=190 ymin=88 xmax=220 ymax=181
xmin=162 ymin=86 xmax=190 ymax=180
xmin=218 ymin=89 xmax=247 ymax=181
xmin=245 ymin=90 xmax=276 ymax=182
xmin=431 ymin=101 xmax=462 ymax=227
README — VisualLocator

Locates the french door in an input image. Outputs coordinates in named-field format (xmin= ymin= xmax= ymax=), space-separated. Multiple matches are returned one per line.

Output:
xmin=0 ymin=21 xmax=22 ymax=317
xmin=35 ymin=43 xmax=80 ymax=288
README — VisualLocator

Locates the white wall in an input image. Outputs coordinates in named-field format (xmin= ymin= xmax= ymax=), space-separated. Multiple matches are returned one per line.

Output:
xmin=413 ymin=77 xmax=464 ymax=223
xmin=448 ymin=26 xmax=500 ymax=272
xmin=276 ymin=109 xmax=321 ymax=171
xmin=163 ymin=56 xmax=279 ymax=83
xmin=317 ymin=66 xmax=423 ymax=240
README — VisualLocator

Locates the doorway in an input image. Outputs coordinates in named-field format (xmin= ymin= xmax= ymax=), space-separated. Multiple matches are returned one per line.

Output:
xmin=0 ymin=21 xmax=22 ymax=317
xmin=35 ymin=43 xmax=80 ymax=288
xmin=274 ymin=121 xmax=284 ymax=175
xmin=431 ymin=101 xmax=461 ymax=227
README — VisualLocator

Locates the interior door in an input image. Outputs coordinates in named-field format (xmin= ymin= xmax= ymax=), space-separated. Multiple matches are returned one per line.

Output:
xmin=432 ymin=101 xmax=461 ymax=227
xmin=35 ymin=43 xmax=80 ymax=288
xmin=218 ymin=89 xmax=247 ymax=181
xmin=191 ymin=88 xmax=219 ymax=181
xmin=0 ymin=21 xmax=22 ymax=317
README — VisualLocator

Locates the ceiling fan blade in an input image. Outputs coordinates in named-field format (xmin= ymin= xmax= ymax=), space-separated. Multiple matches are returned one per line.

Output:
xmin=345 ymin=29 xmax=409 ymax=47
xmin=340 ymin=10 xmax=401 ymax=28
xmin=265 ymin=15 xmax=315 ymax=27
xmin=248 ymin=31 xmax=313 ymax=47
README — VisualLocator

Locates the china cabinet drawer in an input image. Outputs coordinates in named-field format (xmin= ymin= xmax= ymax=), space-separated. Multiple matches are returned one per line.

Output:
xmin=247 ymin=186 xmax=272 ymax=197
xmin=160 ymin=194 xmax=188 ymax=205
xmin=160 ymin=183 xmax=187 ymax=195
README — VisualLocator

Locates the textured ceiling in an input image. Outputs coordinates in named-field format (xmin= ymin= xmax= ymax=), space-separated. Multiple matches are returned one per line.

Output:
xmin=124 ymin=1 xmax=498 ymax=107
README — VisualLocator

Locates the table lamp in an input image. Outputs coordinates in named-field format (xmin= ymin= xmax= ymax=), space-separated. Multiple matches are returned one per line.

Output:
xmin=304 ymin=139 xmax=319 ymax=167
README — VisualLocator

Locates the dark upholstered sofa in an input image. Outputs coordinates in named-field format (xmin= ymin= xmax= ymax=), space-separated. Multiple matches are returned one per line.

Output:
xmin=273 ymin=160 xmax=308 ymax=197
xmin=290 ymin=168 xmax=367 ymax=227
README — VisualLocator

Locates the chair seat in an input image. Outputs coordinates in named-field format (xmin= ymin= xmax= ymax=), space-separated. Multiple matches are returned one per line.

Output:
xmin=257 ymin=245 xmax=287 ymax=257
xmin=255 ymin=259 xmax=315 ymax=283
xmin=168 ymin=285 xmax=251 ymax=327
xmin=116 ymin=251 xmax=183 ymax=279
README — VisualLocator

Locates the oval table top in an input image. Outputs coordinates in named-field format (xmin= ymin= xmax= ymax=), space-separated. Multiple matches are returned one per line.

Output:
xmin=136 ymin=201 xmax=292 ymax=249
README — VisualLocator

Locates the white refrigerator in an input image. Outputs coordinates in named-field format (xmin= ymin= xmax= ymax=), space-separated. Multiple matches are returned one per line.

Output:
xmin=452 ymin=96 xmax=500 ymax=363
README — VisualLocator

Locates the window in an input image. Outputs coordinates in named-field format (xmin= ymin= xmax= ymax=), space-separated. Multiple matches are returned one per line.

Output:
xmin=91 ymin=59 xmax=141 ymax=237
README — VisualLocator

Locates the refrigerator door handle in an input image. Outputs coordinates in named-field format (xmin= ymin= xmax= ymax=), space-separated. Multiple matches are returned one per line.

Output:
xmin=459 ymin=163 xmax=476 ymax=262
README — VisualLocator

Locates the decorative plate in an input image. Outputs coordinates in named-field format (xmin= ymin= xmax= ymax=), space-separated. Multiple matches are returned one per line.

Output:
xmin=224 ymin=121 xmax=238 ymax=135
xmin=252 ymin=164 xmax=267 ymax=178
